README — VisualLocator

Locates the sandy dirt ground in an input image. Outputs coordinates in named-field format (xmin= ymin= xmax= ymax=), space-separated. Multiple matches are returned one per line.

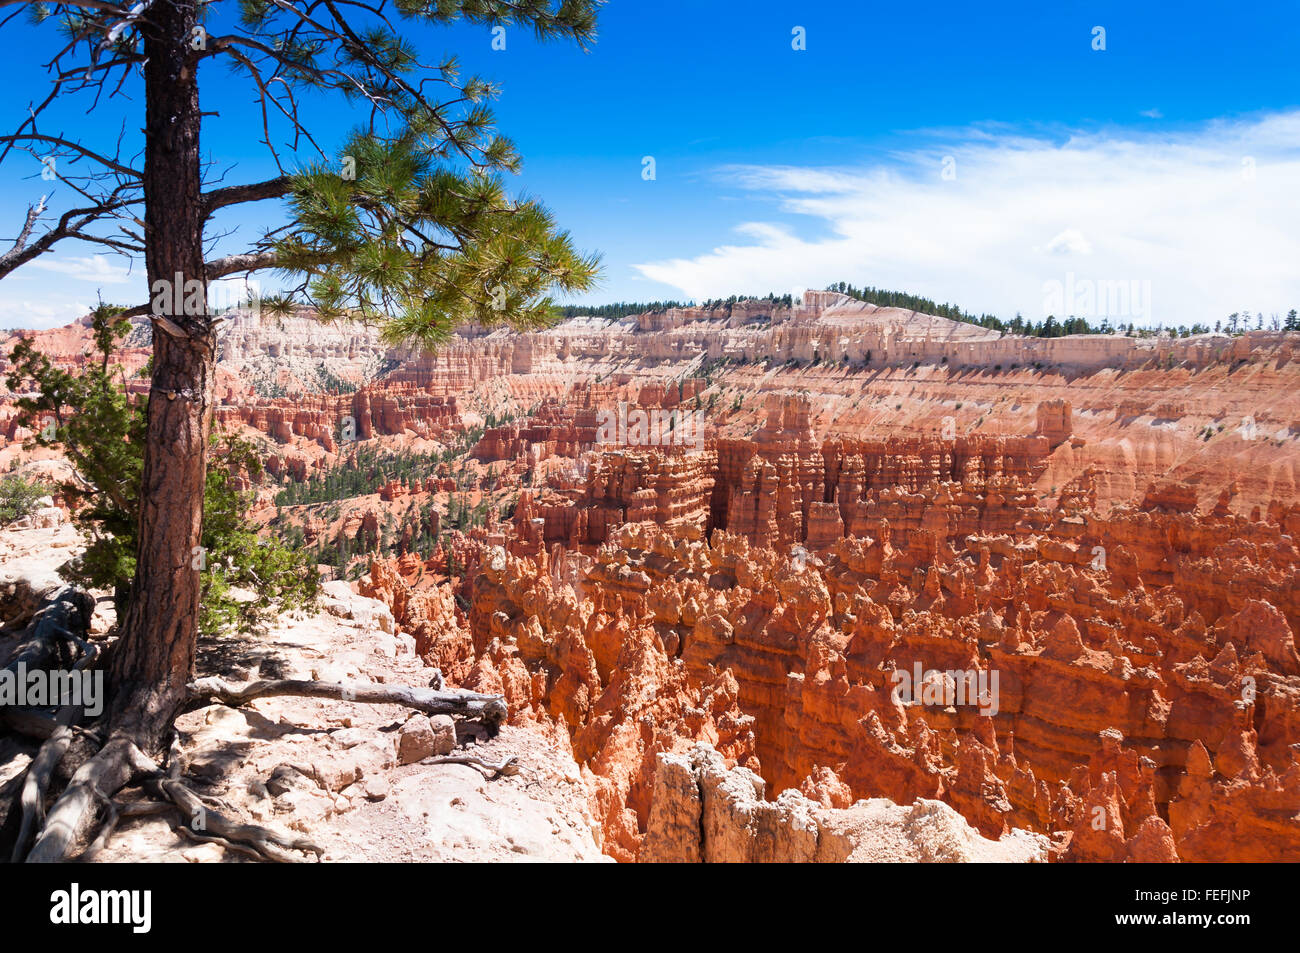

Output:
xmin=0 ymin=522 xmax=610 ymax=863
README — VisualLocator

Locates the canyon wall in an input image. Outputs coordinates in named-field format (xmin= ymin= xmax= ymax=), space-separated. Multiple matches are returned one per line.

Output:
xmin=362 ymin=414 xmax=1300 ymax=860
xmin=5 ymin=294 xmax=1300 ymax=863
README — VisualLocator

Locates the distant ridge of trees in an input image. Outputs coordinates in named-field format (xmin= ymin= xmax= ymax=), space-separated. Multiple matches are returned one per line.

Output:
xmin=560 ymin=292 xmax=798 ymax=320
xmin=700 ymin=292 xmax=794 ymax=310
xmin=558 ymin=301 xmax=692 ymax=320
xmin=562 ymin=287 xmax=1300 ymax=338
xmin=828 ymin=282 xmax=1225 ymax=338
xmin=828 ymin=281 xmax=1006 ymax=330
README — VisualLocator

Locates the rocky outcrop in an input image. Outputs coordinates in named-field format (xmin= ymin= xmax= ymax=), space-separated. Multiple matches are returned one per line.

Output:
xmin=507 ymin=400 xmax=1053 ymax=554
xmin=426 ymin=459 xmax=1300 ymax=862
xmin=7 ymin=293 xmax=1300 ymax=864
xmin=218 ymin=387 xmax=461 ymax=450
xmin=642 ymin=743 xmax=1048 ymax=862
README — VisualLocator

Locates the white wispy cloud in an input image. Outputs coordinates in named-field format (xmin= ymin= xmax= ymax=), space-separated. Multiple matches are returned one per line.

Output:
xmin=0 ymin=254 xmax=140 ymax=328
xmin=0 ymin=290 xmax=94 ymax=329
xmin=634 ymin=112 xmax=1300 ymax=325
xmin=27 ymin=254 xmax=135 ymax=284
xmin=0 ymin=256 xmax=272 ymax=329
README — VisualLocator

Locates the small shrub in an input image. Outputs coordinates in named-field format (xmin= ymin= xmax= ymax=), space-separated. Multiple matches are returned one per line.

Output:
xmin=0 ymin=475 xmax=46 ymax=524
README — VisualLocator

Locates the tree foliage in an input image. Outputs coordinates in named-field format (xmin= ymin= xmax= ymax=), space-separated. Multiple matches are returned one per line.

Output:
xmin=272 ymin=128 xmax=600 ymax=350
xmin=0 ymin=474 xmax=47 ymax=524
xmin=6 ymin=302 xmax=319 ymax=634
xmin=558 ymin=300 xmax=692 ymax=321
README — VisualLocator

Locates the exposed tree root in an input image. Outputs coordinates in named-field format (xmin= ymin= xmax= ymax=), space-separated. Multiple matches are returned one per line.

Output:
xmin=0 ymin=587 xmax=100 ymax=742
xmin=145 ymin=775 xmax=323 ymax=863
xmin=4 ymin=588 xmax=104 ymax=862
xmin=0 ymin=707 xmax=63 ymax=740
xmin=1 ymin=585 xmax=95 ymax=675
xmin=20 ymin=732 xmax=323 ymax=863
xmin=4 ymin=582 xmax=507 ymax=863
xmin=8 ymin=666 xmax=510 ymax=863
xmin=25 ymin=736 xmax=156 ymax=862
xmin=81 ymin=797 xmax=173 ymax=861
xmin=10 ymin=720 xmax=74 ymax=862
xmin=174 ymin=825 xmax=278 ymax=862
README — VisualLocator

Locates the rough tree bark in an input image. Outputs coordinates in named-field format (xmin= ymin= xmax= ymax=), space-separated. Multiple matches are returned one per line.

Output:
xmin=107 ymin=0 xmax=213 ymax=754
xmin=10 ymin=0 xmax=522 ymax=863
xmin=22 ymin=1 xmax=213 ymax=862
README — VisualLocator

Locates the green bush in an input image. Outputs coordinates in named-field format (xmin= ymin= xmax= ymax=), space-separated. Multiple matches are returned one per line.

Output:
xmin=6 ymin=302 xmax=319 ymax=635
xmin=0 ymin=474 xmax=47 ymax=524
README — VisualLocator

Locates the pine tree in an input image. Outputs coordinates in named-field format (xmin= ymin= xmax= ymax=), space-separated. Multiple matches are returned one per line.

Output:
xmin=6 ymin=303 xmax=319 ymax=635
xmin=0 ymin=0 xmax=600 ymax=861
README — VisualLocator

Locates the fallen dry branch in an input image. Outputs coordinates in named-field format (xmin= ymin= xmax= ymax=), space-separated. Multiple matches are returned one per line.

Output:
xmin=187 ymin=676 xmax=508 ymax=726
xmin=424 ymin=754 xmax=521 ymax=780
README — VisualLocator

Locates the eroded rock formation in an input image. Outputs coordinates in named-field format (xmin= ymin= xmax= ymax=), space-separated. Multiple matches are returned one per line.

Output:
xmin=5 ymin=294 xmax=1300 ymax=862
xmin=641 ymin=742 xmax=1047 ymax=862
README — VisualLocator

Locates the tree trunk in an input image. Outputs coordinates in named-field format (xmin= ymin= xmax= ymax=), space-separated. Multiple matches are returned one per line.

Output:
xmin=108 ymin=0 xmax=213 ymax=754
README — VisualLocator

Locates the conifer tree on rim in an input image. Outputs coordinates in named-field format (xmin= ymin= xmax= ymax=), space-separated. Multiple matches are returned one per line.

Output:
xmin=0 ymin=0 xmax=601 ymax=861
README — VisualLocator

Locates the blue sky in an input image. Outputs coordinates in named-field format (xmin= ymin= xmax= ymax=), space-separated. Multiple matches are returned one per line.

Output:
xmin=2 ymin=0 xmax=1299 ymax=327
